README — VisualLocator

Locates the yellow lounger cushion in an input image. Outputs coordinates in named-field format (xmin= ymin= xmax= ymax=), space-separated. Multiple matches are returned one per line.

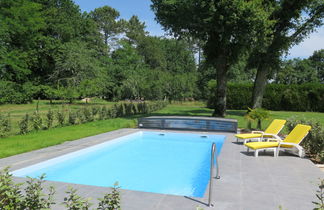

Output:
xmin=235 ymin=133 xmax=262 ymax=139
xmin=244 ymin=142 xmax=293 ymax=150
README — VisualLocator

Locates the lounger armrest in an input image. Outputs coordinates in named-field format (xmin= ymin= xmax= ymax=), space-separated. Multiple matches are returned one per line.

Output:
xmin=278 ymin=142 xmax=298 ymax=146
xmin=267 ymin=137 xmax=282 ymax=142
xmin=278 ymin=142 xmax=303 ymax=151
xmin=252 ymin=131 xmax=264 ymax=134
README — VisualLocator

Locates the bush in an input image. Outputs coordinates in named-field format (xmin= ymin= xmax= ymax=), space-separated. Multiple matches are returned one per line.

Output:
xmin=98 ymin=106 xmax=107 ymax=120
xmin=83 ymin=107 xmax=94 ymax=122
xmin=109 ymin=106 xmax=118 ymax=118
xmin=0 ymin=167 xmax=22 ymax=209
xmin=91 ymin=106 xmax=100 ymax=118
xmin=207 ymin=83 xmax=324 ymax=112
xmin=97 ymin=182 xmax=121 ymax=210
xmin=19 ymin=114 xmax=29 ymax=134
xmin=22 ymin=175 xmax=55 ymax=209
xmin=46 ymin=110 xmax=54 ymax=129
xmin=287 ymin=117 xmax=324 ymax=163
xmin=31 ymin=111 xmax=43 ymax=131
xmin=56 ymin=110 xmax=66 ymax=127
xmin=0 ymin=167 xmax=121 ymax=209
xmin=63 ymin=188 xmax=91 ymax=210
xmin=0 ymin=167 xmax=55 ymax=209
xmin=0 ymin=114 xmax=11 ymax=137
xmin=77 ymin=109 xmax=86 ymax=124
xmin=68 ymin=111 xmax=78 ymax=125
xmin=245 ymin=108 xmax=270 ymax=130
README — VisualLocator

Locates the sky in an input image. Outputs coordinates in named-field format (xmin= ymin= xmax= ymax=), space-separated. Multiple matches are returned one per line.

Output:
xmin=73 ymin=0 xmax=324 ymax=59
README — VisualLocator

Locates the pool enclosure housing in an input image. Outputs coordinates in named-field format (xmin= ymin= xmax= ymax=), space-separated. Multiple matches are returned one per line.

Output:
xmin=138 ymin=116 xmax=238 ymax=133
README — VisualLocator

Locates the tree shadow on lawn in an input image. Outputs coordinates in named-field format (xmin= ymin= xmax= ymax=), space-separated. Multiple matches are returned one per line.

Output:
xmin=226 ymin=110 xmax=246 ymax=116
xmin=152 ymin=109 xmax=213 ymax=117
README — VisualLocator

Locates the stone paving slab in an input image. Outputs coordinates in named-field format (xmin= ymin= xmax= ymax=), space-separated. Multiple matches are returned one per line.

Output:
xmin=0 ymin=128 xmax=323 ymax=210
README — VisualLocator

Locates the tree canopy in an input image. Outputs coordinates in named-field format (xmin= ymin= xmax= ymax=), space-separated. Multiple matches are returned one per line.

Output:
xmin=0 ymin=0 xmax=198 ymax=104
xmin=151 ymin=0 xmax=273 ymax=117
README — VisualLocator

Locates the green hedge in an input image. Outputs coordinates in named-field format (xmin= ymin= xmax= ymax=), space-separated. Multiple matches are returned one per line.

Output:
xmin=10 ymin=101 xmax=168 ymax=137
xmin=207 ymin=82 xmax=324 ymax=112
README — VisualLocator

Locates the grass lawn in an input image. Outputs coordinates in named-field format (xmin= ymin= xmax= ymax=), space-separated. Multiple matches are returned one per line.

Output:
xmin=0 ymin=101 xmax=323 ymax=158
xmin=0 ymin=118 xmax=136 ymax=158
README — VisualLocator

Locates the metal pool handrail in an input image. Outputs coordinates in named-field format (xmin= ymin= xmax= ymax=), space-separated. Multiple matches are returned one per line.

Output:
xmin=208 ymin=142 xmax=220 ymax=207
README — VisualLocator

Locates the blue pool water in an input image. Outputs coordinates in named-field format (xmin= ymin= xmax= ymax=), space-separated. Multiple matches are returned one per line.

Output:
xmin=12 ymin=131 xmax=225 ymax=197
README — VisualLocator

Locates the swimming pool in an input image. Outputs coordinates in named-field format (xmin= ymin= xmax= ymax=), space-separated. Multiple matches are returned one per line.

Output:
xmin=12 ymin=131 xmax=225 ymax=197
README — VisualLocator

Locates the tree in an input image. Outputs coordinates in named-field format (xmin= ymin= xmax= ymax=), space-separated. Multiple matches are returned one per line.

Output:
xmin=249 ymin=0 xmax=324 ymax=108
xmin=309 ymin=49 xmax=324 ymax=83
xmin=51 ymin=40 xmax=102 ymax=87
xmin=125 ymin=15 xmax=148 ymax=45
xmin=90 ymin=6 xmax=125 ymax=46
xmin=0 ymin=0 xmax=45 ymax=83
xmin=151 ymin=0 xmax=272 ymax=117
xmin=274 ymin=58 xmax=319 ymax=84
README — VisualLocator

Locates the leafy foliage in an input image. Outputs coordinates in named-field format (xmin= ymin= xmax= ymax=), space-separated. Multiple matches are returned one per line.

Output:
xmin=245 ymin=108 xmax=270 ymax=130
xmin=0 ymin=167 xmax=122 ymax=209
xmin=97 ymin=182 xmax=121 ymax=210
xmin=31 ymin=111 xmax=43 ymax=131
xmin=63 ymin=187 xmax=92 ymax=210
xmin=46 ymin=109 xmax=54 ymax=129
xmin=207 ymin=83 xmax=324 ymax=112
xmin=0 ymin=114 xmax=11 ymax=137
xmin=19 ymin=113 xmax=29 ymax=134
xmin=313 ymin=179 xmax=324 ymax=210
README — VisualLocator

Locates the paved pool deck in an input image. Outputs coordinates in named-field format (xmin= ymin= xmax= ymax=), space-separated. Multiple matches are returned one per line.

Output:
xmin=0 ymin=128 xmax=323 ymax=210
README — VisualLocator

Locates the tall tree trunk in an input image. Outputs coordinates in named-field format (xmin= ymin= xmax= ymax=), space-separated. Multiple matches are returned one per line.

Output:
xmin=252 ymin=65 xmax=269 ymax=108
xmin=212 ymin=56 xmax=228 ymax=117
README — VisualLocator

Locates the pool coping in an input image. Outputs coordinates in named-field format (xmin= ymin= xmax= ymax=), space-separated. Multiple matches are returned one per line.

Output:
xmin=0 ymin=128 xmax=323 ymax=210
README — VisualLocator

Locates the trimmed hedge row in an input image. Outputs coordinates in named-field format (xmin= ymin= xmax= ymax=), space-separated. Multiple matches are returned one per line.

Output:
xmin=208 ymin=82 xmax=324 ymax=112
xmin=0 ymin=101 xmax=168 ymax=137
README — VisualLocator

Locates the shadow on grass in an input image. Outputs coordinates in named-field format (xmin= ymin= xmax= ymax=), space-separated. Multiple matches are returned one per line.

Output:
xmin=226 ymin=110 xmax=246 ymax=116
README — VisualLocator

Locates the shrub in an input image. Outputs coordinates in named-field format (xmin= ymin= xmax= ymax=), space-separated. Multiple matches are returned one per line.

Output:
xmin=0 ymin=167 xmax=22 ymax=209
xmin=63 ymin=188 xmax=92 ymax=210
xmin=0 ymin=167 xmax=55 ymax=209
xmin=0 ymin=114 xmax=11 ymax=137
xmin=77 ymin=109 xmax=86 ymax=124
xmin=83 ymin=107 xmax=94 ymax=122
xmin=125 ymin=103 xmax=134 ymax=116
xmin=115 ymin=103 xmax=126 ymax=117
xmin=68 ymin=111 xmax=78 ymax=125
xmin=133 ymin=103 xmax=139 ymax=114
xmin=19 ymin=114 xmax=29 ymax=134
xmin=97 ymin=182 xmax=121 ymax=210
xmin=109 ymin=106 xmax=118 ymax=118
xmin=31 ymin=111 xmax=43 ymax=131
xmin=313 ymin=179 xmax=324 ymax=210
xmin=0 ymin=167 xmax=121 ymax=209
xmin=98 ymin=106 xmax=107 ymax=120
xmin=287 ymin=117 xmax=324 ymax=163
xmin=91 ymin=106 xmax=100 ymax=118
xmin=56 ymin=110 xmax=65 ymax=127
xmin=245 ymin=108 xmax=270 ymax=130
xmin=22 ymin=175 xmax=55 ymax=209
xmin=46 ymin=110 xmax=54 ymax=129
xmin=207 ymin=83 xmax=324 ymax=112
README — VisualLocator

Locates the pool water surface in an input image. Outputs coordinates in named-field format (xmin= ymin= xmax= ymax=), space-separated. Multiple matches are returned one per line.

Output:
xmin=12 ymin=131 xmax=225 ymax=197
